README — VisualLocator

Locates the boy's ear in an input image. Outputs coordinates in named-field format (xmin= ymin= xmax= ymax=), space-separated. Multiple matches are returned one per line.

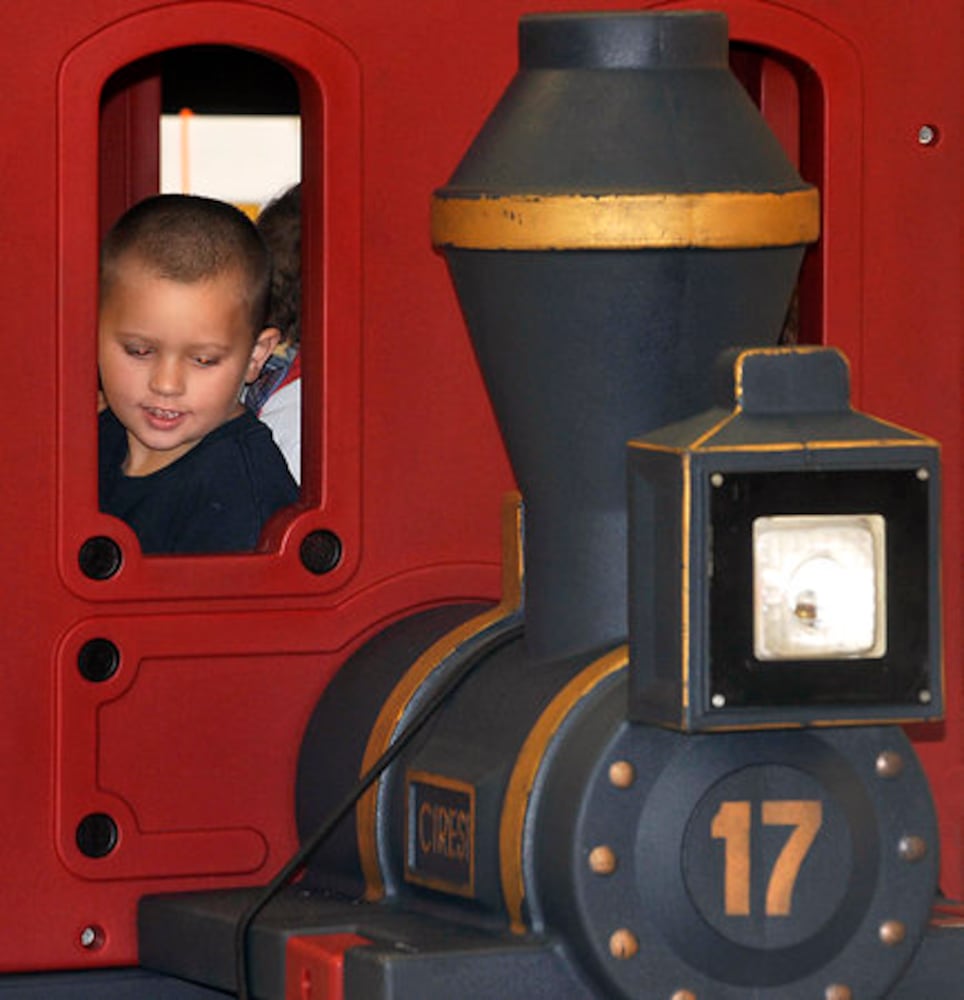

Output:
xmin=245 ymin=327 xmax=282 ymax=383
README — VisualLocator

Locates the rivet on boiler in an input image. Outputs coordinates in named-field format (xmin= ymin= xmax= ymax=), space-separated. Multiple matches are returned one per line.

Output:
xmin=875 ymin=751 xmax=903 ymax=779
xmin=898 ymin=835 xmax=927 ymax=862
xmin=879 ymin=920 xmax=906 ymax=946
xmin=609 ymin=928 xmax=638 ymax=960
xmin=824 ymin=985 xmax=852 ymax=1000
xmin=588 ymin=845 xmax=617 ymax=875
xmin=608 ymin=760 xmax=635 ymax=788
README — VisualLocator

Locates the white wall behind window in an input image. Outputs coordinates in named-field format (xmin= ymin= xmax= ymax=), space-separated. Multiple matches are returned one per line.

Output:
xmin=160 ymin=114 xmax=301 ymax=212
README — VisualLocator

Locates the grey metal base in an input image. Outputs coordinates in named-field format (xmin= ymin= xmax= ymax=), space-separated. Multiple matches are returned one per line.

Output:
xmin=139 ymin=887 xmax=593 ymax=999
xmin=138 ymin=887 xmax=963 ymax=1000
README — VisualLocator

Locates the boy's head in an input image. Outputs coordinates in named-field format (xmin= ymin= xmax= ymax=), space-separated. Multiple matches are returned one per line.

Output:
xmin=256 ymin=183 xmax=301 ymax=348
xmin=101 ymin=194 xmax=271 ymax=333
xmin=98 ymin=195 xmax=280 ymax=478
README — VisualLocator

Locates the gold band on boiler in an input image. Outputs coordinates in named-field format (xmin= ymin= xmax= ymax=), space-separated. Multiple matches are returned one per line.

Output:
xmin=499 ymin=645 xmax=628 ymax=932
xmin=432 ymin=188 xmax=819 ymax=250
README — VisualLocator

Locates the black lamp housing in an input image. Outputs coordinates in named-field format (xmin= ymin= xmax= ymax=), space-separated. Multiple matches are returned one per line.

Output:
xmin=628 ymin=347 xmax=942 ymax=731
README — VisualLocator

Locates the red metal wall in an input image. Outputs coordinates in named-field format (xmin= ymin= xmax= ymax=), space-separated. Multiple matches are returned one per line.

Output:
xmin=0 ymin=0 xmax=959 ymax=972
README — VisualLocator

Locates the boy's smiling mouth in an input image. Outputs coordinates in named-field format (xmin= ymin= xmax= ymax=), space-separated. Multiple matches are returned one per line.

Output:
xmin=143 ymin=405 xmax=188 ymax=428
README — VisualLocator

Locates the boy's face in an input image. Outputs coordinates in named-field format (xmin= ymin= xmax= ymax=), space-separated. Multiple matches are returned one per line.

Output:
xmin=98 ymin=255 xmax=277 ymax=477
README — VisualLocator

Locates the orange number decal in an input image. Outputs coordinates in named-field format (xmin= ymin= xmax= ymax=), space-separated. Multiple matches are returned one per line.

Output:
xmin=711 ymin=800 xmax=823 ymax=917
xmin=762 ymin=800 xmax=823 ymax=916
xmin=710 ymin=800 xmax=752 ymax=916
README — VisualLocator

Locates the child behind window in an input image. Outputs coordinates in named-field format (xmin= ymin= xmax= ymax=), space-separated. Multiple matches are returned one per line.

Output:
xmin=98 ymin=194 xmax=298 ymax=554
xmin=245 ymin=183 xmax=302 ymax=483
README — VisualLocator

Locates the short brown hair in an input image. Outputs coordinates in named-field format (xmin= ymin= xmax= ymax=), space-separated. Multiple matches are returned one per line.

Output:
xmin=100 ymin=194 xmax=272 ymax=333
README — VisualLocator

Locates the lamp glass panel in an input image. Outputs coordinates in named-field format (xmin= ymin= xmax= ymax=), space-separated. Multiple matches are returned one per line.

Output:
xmin=753 ymin=514 xmax=886 ymax=660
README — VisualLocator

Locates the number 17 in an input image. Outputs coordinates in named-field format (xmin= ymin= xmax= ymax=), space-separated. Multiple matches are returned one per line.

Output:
xmin=710 ymin=799 xmax=823 ymax=917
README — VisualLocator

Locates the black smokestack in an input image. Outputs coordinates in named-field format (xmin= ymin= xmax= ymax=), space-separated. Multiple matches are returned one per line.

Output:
xmin=433 ymin=12 xmax=818 ymax=662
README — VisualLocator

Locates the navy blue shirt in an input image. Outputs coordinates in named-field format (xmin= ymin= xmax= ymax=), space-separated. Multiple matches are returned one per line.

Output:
xmin=99 ymin=408 xmax=298 ymax=554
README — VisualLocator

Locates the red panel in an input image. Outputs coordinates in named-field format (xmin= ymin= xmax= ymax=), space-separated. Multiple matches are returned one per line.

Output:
xmin=0 ymin=0 xmax=957 ymax=975
xmin=759 ymin=57 xmax=801 ymax=167
xmin=285 ymin=934 xmax=370 ymax=1000
xmin=1 ymin=0 xmax=512 ymax=973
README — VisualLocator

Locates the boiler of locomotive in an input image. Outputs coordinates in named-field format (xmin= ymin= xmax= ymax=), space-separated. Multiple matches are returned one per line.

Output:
xmin=290 ymin=12 xmax=943 ymax=1000
xmin=295 ymin=354 xmax=942 ymax=1000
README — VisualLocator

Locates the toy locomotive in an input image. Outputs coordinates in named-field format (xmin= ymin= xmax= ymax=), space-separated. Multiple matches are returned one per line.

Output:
xmin=135 ymin=13 xmax=959 ymax=999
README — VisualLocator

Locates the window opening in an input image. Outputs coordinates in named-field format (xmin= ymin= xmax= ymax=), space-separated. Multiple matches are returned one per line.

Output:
xmin=158 ymin=47 xmax=301 ymax=216
xmin=98 ymin=47 xmax=304 ymax=558
xmin=730 ymin=44 xmax=825 ymax=347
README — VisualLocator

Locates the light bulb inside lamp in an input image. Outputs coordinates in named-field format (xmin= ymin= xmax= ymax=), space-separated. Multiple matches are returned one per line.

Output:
xmin=753 ymin=514 xmax=887 ymax=660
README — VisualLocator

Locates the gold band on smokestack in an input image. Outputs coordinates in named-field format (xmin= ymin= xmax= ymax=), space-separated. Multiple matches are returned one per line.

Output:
xmin=433 ymin=188 xmax=819 ymax=250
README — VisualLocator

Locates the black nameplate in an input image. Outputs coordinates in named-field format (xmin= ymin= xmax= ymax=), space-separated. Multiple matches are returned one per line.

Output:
xmin=405 ymin=770 xmax=475 ymax=897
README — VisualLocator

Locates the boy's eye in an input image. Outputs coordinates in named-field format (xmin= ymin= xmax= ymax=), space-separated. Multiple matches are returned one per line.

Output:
xmin=193 ymin=355 xmax=221 ymax=368
xmin=123 ymin=343 xmax=153 ymax=358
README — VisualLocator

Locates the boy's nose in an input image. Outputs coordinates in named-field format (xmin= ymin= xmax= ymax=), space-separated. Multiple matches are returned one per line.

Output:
xmin=148 ymin=357 xmax=185 ymax=396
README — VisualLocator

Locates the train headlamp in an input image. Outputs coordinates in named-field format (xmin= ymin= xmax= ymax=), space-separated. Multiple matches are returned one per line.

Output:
xmin=628 ymin=347 xmax=942 ymax=731
xmin=752 ymin=513 xmax=886 ymax=661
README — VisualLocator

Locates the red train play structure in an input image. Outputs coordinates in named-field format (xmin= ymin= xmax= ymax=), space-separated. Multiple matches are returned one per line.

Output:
xmin=0 ymin=1 xmax=959 ymax=997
